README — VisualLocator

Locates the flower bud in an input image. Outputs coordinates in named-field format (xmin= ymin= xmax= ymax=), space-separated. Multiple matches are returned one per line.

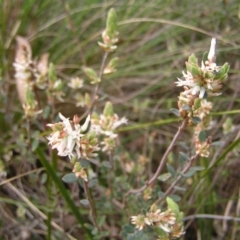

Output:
xmin=106 ymin=8 xmax=117 ymax=40
xmin=25 ymin=86 xmax=36 ymax=108
xmin=48 ymin=63 xmax=57 ymax=83
xmin=207 ymin=38 xmax=216 ymax=63
xmin=83 ymin=67 xmax=101 ymax=84
xmin=103 ymin=101 xmax=114 ymax=117
xmin=104 ymin=57 xmax=119 ymax=74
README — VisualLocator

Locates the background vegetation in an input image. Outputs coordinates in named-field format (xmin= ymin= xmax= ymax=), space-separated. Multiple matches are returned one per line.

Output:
xmin=1 ymin=0 xmax=240 ymax=239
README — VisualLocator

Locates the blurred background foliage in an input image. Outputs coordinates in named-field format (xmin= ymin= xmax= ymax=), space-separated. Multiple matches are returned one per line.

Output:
xmin=1 ymin=0 xmax=240 ymax=239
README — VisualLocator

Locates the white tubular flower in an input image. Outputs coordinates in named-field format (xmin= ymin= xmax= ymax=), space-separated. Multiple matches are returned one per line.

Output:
xmin=80 ymin=114 xmax=91 ymax=132
xmin=207 ymin=38 xmax=216 ymax=63
xmin=47 ymin=113 xmax=92 ymax=159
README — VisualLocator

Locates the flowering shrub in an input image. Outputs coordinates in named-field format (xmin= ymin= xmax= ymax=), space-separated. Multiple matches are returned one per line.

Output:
xmin=1 ymin=2 xmax=237 ymax=240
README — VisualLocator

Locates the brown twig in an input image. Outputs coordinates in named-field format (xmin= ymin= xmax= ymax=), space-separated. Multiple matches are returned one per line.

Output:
xmin=124 ymin=117 xmax=189 ymax=199
xmin=90 ymin=52 xmax=108 ymax=114
xmin=155 ymin=153 xmax=199 ymax=204
xmin=81 ymin=52 xmax=108 ymax=120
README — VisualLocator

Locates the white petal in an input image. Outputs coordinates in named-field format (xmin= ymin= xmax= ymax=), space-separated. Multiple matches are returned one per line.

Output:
xmin=58 ymin=112 xmax=67 ymax=121
xmin=199 ymin=87 xmax=206 ymax=98
xmin=81 ymin=115 xmax=91 ymax=132
xmin=208 ymin=38 xmax=216 ymax=62
xmin=75 ymin=147 xmax=81 ymax=159
xmin=67 ymin=135 xmax=75 ymax=153
xmin=112 ymin=117 xmax=128 ymax=129
xmin=192 ymin=85 xmax=200 ymax=95
xmin=57 ymin=138 xmax=68 ymax=156
xmin=144 ymin=218 xmax=152 ymax=225
xmin=159 ymin=223 xmax=171 ymax=233
xmin=58 ymin=113 xmax=73 ymax=133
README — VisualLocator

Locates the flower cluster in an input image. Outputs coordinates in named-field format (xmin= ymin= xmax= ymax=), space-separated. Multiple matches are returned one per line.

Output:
xmin=13 ymin=36 xmax=66 ymax=118
xmin=91 ymin=102 xmax=127 ymax=153
xmin=176 ymin=38 xmax=229 ymax=100
xmin=193 ymin=99 xmax=213 ymax=157
xmin=47 ymin=113 xmax=99 ymax=159
xmin=176 ymin=38 xmax=229 ymax=122
xmin=175 ymin=38 xmax=230 ymax=157
xmin=72 ymin=162 xmax=88 ymax=182
xmin=131 ymin=202 xmax=184 ymax=240
xmin=13 ymin=36 xmax=42 ymax=118
xmin=47 ymin=113 xmax=99 ymax=181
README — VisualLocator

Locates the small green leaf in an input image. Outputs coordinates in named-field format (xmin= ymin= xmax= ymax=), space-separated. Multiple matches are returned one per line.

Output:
xmin=158 ymin=173 xmax=171 ymax=182
xmin=179 ymin=152 xmax=190 ymax=161
xmin=182 ymin=166 xmax=205 ymax=177
xmin=98 ymin=215 xmax=106 ymax=227
xmin=191 ymin=65 xmax=201 ymax=77
xmin=40 ymin=173 xmax=48 ymax=184
xmin=178 ymin=211 xmax=184 ymax=223
xmin=123 ymin=224 xmax=135 ymax=233
xmin=202 ymin=51 xmax=208 ymax=63
xmin=102 ymin=161 xmax=112 ymax=168
xmin=62 ymin=173 xmax=78 ymax=183
xmin=166 ymin=197 xmax=180 ymax=216
xmin=198 ymin=131 xmax=207 ymax=143
xmin=126 ymin=231 xmax=149 ymax=240
xmin=181 ymin=105 xmax=191 ymax=111
xmin=194 ymin=98 xmax=201 ymax=109
xmin=185 ymin=62 xmax=192 ymax=73
xmin=212 ymin=141 xmax=223 ymax=146
xmin=182 ymin=169 xmax=195 ymax=178
xmin=91 ymin=227 xmax=98 ymax=235
xmin=43 ymin=106 xmax=51 ymax=119
xmin=170 ymin=108 xmax=180 ymax=117
xmin=83 ymin=67 xmax=101 ymax=84
xmin=190 ymin=166 xmax=205 ymax=171
xmin=31 ymin=139 xmax=39 ymax=151
xmin=88 ymin=179 xmax=98 ymax=188
xmin=173 ymin=186 xmax=186 ymax=192
xmin=158 ymin=191 xmax=164 ymax=197
xmin=80 ymin=158 xmax=90 ymax=168
xmin=84 ymin=223 xmax=94 ymax=230
xmin=188 ymin=54 xmax=198 ymax=65
xmin=219 ymin=73 xmax=228 ymax=81
xmin=191 ymin=116 xmax=201 ymax=124
xmin=106 ymin=8 xmax=117 ymax=39
xmin=221 ymin=62 xmax=230 ymax=74
xmin=48 ymin=63 xmax=57 ymax=82
xmin=108 ymin=57 xmax=118 ymax=68
xmin=103 ymin=102 xmax=114 ymax=116
xmin=25 ymin=86 xmax=35 ymax=107
xmin=167 ymin=163 xmax=176 ymax=177
xmin=169 ymin=194 xmax=181 ymax=202
xmin=80 ymin=199 xmax=90 ymax=206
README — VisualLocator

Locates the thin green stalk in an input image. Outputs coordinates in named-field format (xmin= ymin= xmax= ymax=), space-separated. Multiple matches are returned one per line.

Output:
xmin=35 ymin=147 xmax=93 ymax=239
xmin=83 ymin=181 xmax=100 ymax=231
